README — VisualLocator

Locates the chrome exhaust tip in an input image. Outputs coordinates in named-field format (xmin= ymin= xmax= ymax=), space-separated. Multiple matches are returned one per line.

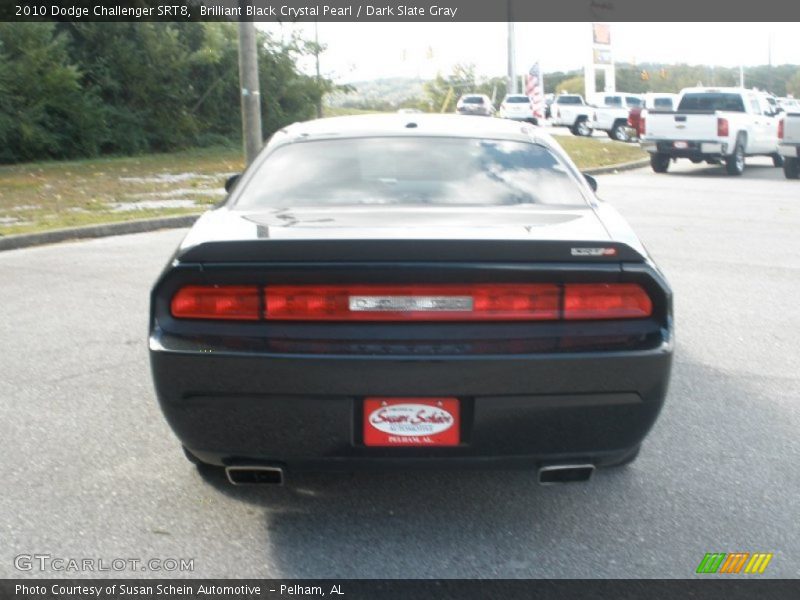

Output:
xmin=537 ymin=464 xmax=595 ymax=485
xmin=225 ymin=465 xmax=284 ymax=485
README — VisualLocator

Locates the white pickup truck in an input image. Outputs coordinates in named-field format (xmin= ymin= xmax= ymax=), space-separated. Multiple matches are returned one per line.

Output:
xmin=550 ymin=94 xmax=593 ymax=136
xmin=778 ymin=112 xmax=800 ymax=179
xmin=641 ymin=87 xmax=783 ymax=175
xmin=591 ymin=93 xmax=643 ymax=141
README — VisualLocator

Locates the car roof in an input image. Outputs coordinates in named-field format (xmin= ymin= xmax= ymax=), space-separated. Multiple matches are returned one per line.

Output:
xmin=273 ymin=114 xmax=557 ymax=147
xmin=680 ymin=87 xmax=751 ymax=94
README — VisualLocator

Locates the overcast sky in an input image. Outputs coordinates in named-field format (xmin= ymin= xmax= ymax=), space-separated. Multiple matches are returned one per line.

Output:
xmin=259 ymin=22 xmax=798 ymax=82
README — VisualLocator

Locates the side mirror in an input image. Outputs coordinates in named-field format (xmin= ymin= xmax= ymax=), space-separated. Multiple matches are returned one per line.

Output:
xmin=224 ymin=174 xmax=240 ymax=193
xmin=583 ymin=173 xmax=598 ymax=192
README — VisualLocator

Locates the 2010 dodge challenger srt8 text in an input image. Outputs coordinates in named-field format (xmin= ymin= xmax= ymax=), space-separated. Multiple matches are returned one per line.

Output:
xmin=149 ymin=114 xmax=673 ymax=485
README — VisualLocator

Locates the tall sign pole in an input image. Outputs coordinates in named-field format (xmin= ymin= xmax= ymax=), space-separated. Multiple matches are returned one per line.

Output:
xmin=238 ymin=2 xmax=263 ymax=165
xmin=588 ymin=23 xmax=614 ymax=101
xmin=507 ymin=22 xmax=517 ymax=93
xmin=507 ymin=1 xmax=516 ymax=94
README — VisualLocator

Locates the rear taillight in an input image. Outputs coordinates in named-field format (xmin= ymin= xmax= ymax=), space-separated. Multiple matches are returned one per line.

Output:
xmin=717 ymin=117 xmax=729 ymax=137
xmin=639 ymin=115 xmax=646 ymax=136
xmin=170 ymin=283 xmax=653 ymax=322
xmin=778 ymin=119 xmax=784 ymax=140
xmin=563 ymin=284 xmax=652 ymax=320
xmin=171 ymin=285 xmax=260 ymax=320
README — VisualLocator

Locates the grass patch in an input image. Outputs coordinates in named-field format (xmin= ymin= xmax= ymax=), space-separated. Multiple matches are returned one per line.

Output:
xmin=0 ymin=135 xmax=646 ymax=236
xmin=557 ymin=136 xmax=648 ymax=170
xmin=0 ymin=145 xmax=243 ymax=235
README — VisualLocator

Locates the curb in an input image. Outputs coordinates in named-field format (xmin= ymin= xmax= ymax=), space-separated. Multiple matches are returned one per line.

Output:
xmin=0 ymin=214 xmax=200 ymax=253
xmin=0 ymin=157 xmax=651 ymax=253
xmin=584 ymin=158 xmax=650 ymax=175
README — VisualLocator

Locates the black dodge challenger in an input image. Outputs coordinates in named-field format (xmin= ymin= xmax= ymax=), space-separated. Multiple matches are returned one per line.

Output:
xmin=149 ymin=114 xmax=673 ymax=485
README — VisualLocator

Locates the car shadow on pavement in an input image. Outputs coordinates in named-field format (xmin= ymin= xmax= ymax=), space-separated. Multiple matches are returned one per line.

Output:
xmin=191 ymin=356 xmax=799 ymax=578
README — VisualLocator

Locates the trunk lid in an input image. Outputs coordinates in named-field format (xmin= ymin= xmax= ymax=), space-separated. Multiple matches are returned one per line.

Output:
xmin=176 ymin=206 xmax=644 ymax=263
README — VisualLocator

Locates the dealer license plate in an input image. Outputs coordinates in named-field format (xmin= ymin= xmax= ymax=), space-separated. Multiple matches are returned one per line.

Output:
xmin=363 ymin=397 xmax=460 ymax=447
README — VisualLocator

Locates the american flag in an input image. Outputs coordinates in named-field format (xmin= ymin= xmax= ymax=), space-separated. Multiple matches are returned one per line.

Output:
xmin=525 ymin=63 xmax=545 ymax=120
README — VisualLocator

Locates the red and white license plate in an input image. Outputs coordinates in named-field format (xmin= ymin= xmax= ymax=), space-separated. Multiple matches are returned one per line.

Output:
xmin=673 ymin=141 xmax=689 ymax=149
xmin=363 ymin=397 xmax=460 ymax=447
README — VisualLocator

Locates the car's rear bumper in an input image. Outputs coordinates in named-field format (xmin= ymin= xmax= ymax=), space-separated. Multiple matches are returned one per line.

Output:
xmin=643 ymin=139 xmax=728 ymax=158
xmin=778 ymin=143 xmax=799 ymax=158
xmin=150 ymin=337 xmax=672 ymax=470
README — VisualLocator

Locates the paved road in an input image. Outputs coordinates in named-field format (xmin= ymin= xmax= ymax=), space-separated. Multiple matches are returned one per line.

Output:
xmin=1 ymin=158 xmax=798 ymax=579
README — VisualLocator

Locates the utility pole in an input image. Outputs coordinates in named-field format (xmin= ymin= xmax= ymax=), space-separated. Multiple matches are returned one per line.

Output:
xmin=314 ymin=21 xmax=323 ymax=118
xmin=507 ymin=19 xmax=517 ymax=94
xmin=767 ymin=33 xmax=773 ymax=93
xmin=238 ymin=5 xmax=263 ymax=165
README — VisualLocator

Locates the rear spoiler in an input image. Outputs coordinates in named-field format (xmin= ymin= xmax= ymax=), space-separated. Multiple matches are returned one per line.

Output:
xmin=177 ymin=240 xmax=646 ymax=264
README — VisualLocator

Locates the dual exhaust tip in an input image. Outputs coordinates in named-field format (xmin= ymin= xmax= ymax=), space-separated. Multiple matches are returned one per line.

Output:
xmin=224 ymin=463 xmax=594 ymax=486
xmin=225 ymin=465 xmax=284 ymax=486
xmin=537 ymin=464 xmax=595 ymax=485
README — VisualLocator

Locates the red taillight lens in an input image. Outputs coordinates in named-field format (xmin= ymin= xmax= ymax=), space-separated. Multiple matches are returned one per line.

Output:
xmin=778 ymin=119 xmax=784 ymax=140
xmin=717 ymin=117 xmax=729 ymax=137
xmin=170 ymin=283 xmax=653 ymax=322
xmin=171 ymin=285 xmax=260 ymax=320
xmin=264 ymin=284 xmax=561 ymax=321
xmin=639 ymin=115 xmax=646 ymax=136
xmin=563 ymin=284 xmax=652 ymax=320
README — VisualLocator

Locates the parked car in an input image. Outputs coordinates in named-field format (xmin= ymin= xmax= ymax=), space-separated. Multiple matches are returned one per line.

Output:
xmin=779 ymin=111 xmax=800 ymax=179
xmin=778 ymin=97 xmax=800 ymax=112
xmin=550 ymin=94 xmax=593 ymax=136
xmin=641 ymin=87 xmax=783 ymax=175
xmin=591 ymin=93 xmax=644 ymax=142
xmin=456 ymin=94 xmax=495 ymax=117
xmin=629 ymin=94 xmax=680 ymax=139
xmin=499 ymin=93 xmax=537 ymax=124
xmin=149 ymin=114 xmax=673 ymax=486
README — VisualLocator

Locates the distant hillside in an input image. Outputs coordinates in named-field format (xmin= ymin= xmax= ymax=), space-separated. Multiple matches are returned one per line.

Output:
xmin=327 ymin=77 xmax=427 ymax=110
xmin=327 ymin=63 xmax=800 ymax=112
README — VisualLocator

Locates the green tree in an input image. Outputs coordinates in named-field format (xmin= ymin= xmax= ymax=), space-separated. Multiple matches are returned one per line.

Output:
xmin=0 ymin=23 xmax=104 ymax=162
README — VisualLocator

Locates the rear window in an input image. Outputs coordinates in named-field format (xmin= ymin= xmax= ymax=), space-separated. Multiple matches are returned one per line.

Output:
xmin=653 ymin=98 xmax=673 ymax=109
xmin=235 ymin=137 xmax=588 ymax=209
xmin=678 ymin=93 xmax=745 ymax=112
xmin=625 ymin=96 xmax=643 ymax=107
xmin=505 ymin=96 xmax=530 ymax=103
xmin=604 ymin=96 xmax=622 ymax=107
xmin=557 ymin=96 xmax=582 ymax=105
xmin=462 ymin=96 xmax=485 ymax=104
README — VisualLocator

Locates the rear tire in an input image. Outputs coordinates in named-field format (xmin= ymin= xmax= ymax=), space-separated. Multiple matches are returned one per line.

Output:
xmin=650 ymin=153 xmax=670 ymax=173
xmin=772 ymin=154 xmax=784 ymax=168
xmin=611 ymin=121 xmax=630 ymax=142
xmin=784 ymin=157 xmax=800 ymax=179
xmin=725 ymin=138 xmax=745 ymax=175
xmin=571 ymin=117 xmax=591 ymax=137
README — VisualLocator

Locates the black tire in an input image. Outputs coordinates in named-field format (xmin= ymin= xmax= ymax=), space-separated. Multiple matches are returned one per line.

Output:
xmin=772 ymin=154 xmax=784 ymax=168
xmin=784 ymin=157 xmax=800 ymax=179
xmin=650 ymin=153 xmax=670 ymax=173
xmin=603 ymin=445 xmax=641 ymax=468
xmin=611 ymin=121 xmax=630 ymax=142
xmin=571 ymin=117 xmax=591 ymax=137
xmin=725 ymin=138 xmax=746 ymax=175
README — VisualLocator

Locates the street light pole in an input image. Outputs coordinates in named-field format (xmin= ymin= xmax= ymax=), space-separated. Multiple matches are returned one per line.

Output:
xmin=315 ymin=20 xmax=323 ymax=118
xmin=238 ymin=5 xmax=263 ymax=165
xmin=507 ymin=19 xmax=517 ymax=94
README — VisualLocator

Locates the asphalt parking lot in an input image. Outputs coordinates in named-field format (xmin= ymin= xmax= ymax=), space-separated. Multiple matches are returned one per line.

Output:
xmin=1 ymin=158 xmax=798 ymax=578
